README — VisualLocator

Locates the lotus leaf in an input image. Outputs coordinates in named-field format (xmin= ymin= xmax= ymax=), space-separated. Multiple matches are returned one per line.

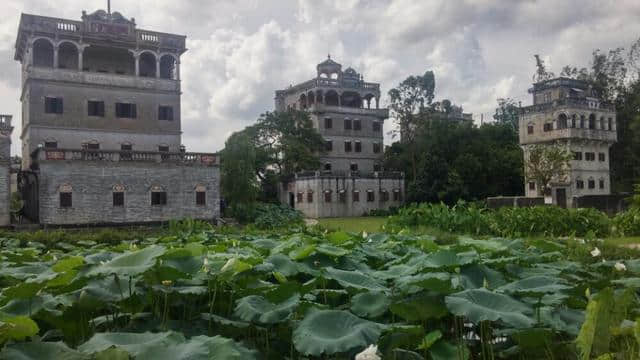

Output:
xmin=498 ymin=276 xmax=571 ymax=295
xmin=445 ymin=288 xmax=534 ymax=328
xmin=234 ymin=294 xmax=299 ymax=324
xmin=293 ymin=309 xmax=384 ymax=356
xmin=0 ymin=341 xmax=87 ymax=360
xmin=350 ymin=291 xmax=390 ymax=318
xmin=324 ymin=267 xmax=387 ymax=292
xmin=86 ymin=246 xmax=165 ymax=277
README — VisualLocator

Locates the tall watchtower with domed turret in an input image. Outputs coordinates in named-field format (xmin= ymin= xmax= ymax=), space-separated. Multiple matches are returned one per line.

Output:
xmin=275 ymin=56 xmax=404 ymax=218
xmin=0 ymin=115 xmax=13 ymax=226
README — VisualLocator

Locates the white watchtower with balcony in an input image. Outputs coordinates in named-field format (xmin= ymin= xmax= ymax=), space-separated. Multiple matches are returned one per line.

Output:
xmin=275 ymin=57 xmax=404 ymax=217
xmin=519 ymin=77 xmax=617 ymax=207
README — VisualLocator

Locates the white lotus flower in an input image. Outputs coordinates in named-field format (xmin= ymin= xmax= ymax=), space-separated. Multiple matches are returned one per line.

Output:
xmin=362 ymin=231 xmax=368 ymax=239
xmin=355 ymin=345 xmax=380 ymax=360
xmin=590 ymin=247 xmax=601 ymax=257
xmin=615 ymin=262 xmax=627 ymax=271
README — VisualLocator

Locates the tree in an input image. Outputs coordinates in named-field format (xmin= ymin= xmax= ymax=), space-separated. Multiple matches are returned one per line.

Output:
xmin=493 ymin=98 xmax=520 ymax=132
xmin=524 ymin=144 xmax=572 ymax=196
xmin=221 ymin=131 xmax=259 ymax=218
xmin=533 ymin=55 xmax=555 ymax=82
xmin=388 ymin=71 xmax=435 ymax=181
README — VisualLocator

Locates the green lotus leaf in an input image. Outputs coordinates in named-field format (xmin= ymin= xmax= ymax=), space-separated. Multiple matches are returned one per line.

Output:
xmin=459 ymin=264 xmax=506 ymax=290
xmin=0 ymin=314 xmax=39 ymax=342
xmin=395 ymin=272 xmax=453 ymax=294
xmin=77 ymin=331 xmax=256 ymax=360
xmin=408 ymin=250 xmax=476 ymax=269
xmin=316 ymin=244 xmax=350 ymax=257
xmin=498 ymin=276 xmax=571 ymax=295
xmin=324 ymin=267 xmax=387 ymax=292
xmin=390 ymin=348 xmax=425 ymax=359
xmin=52 ymin=256 xmax=84 ymax=273
xmin=93 ymin=347 xmax=130 ymax=360
xmin=327 ymin=231 xmax=351 ymax=245
xmin=201 ymin=313 xmax=250 ymax=328
xmin=458 ymin=236 xmax=508 ymax=252
xmin=264 ymin=253 xmax=299 ymax=277
xmin=445 ymin=288 xmax=534 ymax=328
xmin=0 ymin=341 xmax=87 ymax=360
xmin=289 ymin=244 xmax=316 ymax=260
xmin=1 ymin=264 xmax=50 ymax=280
xmin=612 ymin=277 xmax=640 ymax=288
xmin=293 ymin=309 xmax=384 ymax=356
xmin=234 ymin=294 xmax=299 ymax=324
xmin=539 ymin=307 xmax=584 ymax=336
xmin=2 ymin=282 xmax=45 ymax=299
xmin=350 ymin=291 xmax=390 ymax=318
xmin=418 ymin=330 xmax=442 ymax=350
xmin=86 ymin=246 xmax=165 ymax=277
xmin=77 ymin=276 xmax=139 ymax=303
xmin=429 ymin=340 xmax=470 ymax=360
xmin=390 ymin=292 xmax=449 ymax=321
xmin=0 ymin=294 xmax=72 ymax=317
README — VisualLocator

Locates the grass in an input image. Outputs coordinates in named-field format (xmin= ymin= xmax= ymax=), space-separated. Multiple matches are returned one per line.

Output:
xmin=316 ymin=217 xmax=387 ymax=233
xmin=604 ymin=236 xmax=640 ymax=247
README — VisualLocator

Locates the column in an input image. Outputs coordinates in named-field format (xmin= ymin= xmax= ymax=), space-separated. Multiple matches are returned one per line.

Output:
xmin=337 ymin=93 xmax=342 ymax=107
xmin=134 ymin=54 xmax=140 ymax=76
xmin=78 ymin=47 xmax=84 ymax=71
xmin=375 ymin=97 xmax=380 ymax=109
xmin=175 ymin=60 xmax=180 ymax=81
xmin=156 ymin=59 xmax=160 ymax=79
xmin=53 ymin=45 xmax=59 ymax=68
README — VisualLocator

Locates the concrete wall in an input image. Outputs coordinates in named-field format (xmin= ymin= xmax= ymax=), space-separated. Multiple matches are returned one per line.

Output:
xmin=287 ymin=175 xmax=404 ymax=218
xmin=37 ymin=160 xmax=219 ymax=225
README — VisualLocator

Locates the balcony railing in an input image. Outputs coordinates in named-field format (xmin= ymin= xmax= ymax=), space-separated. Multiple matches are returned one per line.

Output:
xmin=522 ymin=97 xmax=615 ymax=114
xmin=307 ymin=104 xmax=389 ymax=117
xmin=33 ymin=148 xmax=219 ymax=167
xmin=25 ymin=66 xmax=180 ymax=92
xmin=295 ymin=170 xmax=404 ymax=179
xmin=287 ymin=78 xmax=381 ymax=94
xmin=520 ymin=127 xmax=617 ymax=145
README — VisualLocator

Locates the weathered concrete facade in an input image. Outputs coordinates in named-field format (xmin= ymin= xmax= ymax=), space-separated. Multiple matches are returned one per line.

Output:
xmin=31 ymin=149 xmax=219 ymax=225
xmin=14 ymin=9 xmax=220 ymax=225
xmin=0 ymin=116 xmax=13 ymax=226
xmin=275 ymin=57 xmax=404 ymax=217
xmin=519 ymin=77 xmax=617 ymax=207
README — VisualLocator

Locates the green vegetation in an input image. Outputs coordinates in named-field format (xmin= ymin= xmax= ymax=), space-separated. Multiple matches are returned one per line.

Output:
xmin=317 ymin=217 xmax=387 ymax=233
xmin=0 ymin=219 xmax=639 ymax=359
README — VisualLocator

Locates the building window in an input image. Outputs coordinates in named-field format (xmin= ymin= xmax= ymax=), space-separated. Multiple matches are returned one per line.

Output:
xmin=350 ymin=163 xmax=358 ymax=171
xmin=158 ymin=145 xmax=170 ymax=152
xmin=86 ymin=142 xmax=100 ymax=150
xmin=373 ymin=121 xmax=381 ymax=132
xmin=355 ymin=141 xmax=362 ymax=153
xmin=344 ymin=141 xmax=352 ymax=152
xmin=585 ymin=152 xmax=595 ymax=161
xmin=580 ymin=115 xmax=585 ymax=128
xmin=353 ymin=119 xmax=362 ymax=131
xmin=608 ymin=118 xmax=613 ymax=130
xmin=45 ymin=97 xmax=64 ymax=114
xmin=60 ymin=192 xmax=72 ymax=208
xmin=344 ymin=119 xmax=352 ymax=130
xmin=325 ymin=140 xmax=333 ymax=151
xmin=352 ymin=190 xmax=360 ymax=202
xmin=598 ymin=152 xmax=606 ymax=161
xmin=324 ymin=190 xmax=332 ymax=203
xmin=588 ymin=179 xmax=595 ymax=189
xmin=324 ymin=117 xmax=332 ymax=129
xmin=373 ymin=142 xmax=381 ymax=154
xmin=196 ymin=191 xmax=206 ymax=206
xmin=599 ymin=179 xmax=605 ymax=189
xmin=297 ymin=192 xmax=303 ymax=203
xmin=324 ymin=163 xmax=332 ymax=171
xmin=573 ymin=152 xmax=582 ymax=161
xmin=151 ymin=191 xmax=167 ymax=206
xmin=113 ymin=192 xmax=124 ymax=207
xmin=158 ymin=106 xmax=174 ymax=121
xmin=576 ymin=180 xmax=584 ymax=189
xmin=307 ymin=191 xmax=313 ymax=203
xmin=528 ymin=182 xmax=536 ymax=191
xmin=88 ymin=100 xmax=105 ymax=117
xmin=380 ymin=190 xmax=389 ymax=202
xmin=116 ymin=103 xmax=137 ymax=118
xmin=366 ymin=190 xmax=375 ymax=202
xmin=527 ymin=124 xmax=534 ymax=134
xmin=588 ymin=114 xmax=596 ymax=129
xmin=44 ymin=141 xmax=58 ymax=149
xmin=543 ymin=123 xmax=552 ymax=132
xmin=338 ymin=190 xmax=346 ymax=203
xmin=571 ymin=115 xmax=577 ymax=128
xmin=373 ymin=163 xmax=382 ymax=172
xmin=393 ymin=189 xmax=401 ymax=201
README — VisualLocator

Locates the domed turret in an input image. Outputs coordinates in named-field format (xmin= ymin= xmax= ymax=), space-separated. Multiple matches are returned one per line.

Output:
xmin=317 ymin=55 xmax=342 ymax=79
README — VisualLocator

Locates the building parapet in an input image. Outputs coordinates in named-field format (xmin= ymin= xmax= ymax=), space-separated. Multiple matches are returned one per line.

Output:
xmin=521 ymin=97 xmax=615 ymax=114
xmin=32 ymin=148 xmax=219 ymax=167
xmin=295 ymin=170 xmax=404 ymax=180
xmin=308 ymin=104 xmax=389 ymax=118
xmin=25 ymin=66 xmax=180 ymax=92
xmin=278 ymin=77 xmax=381 ymax=95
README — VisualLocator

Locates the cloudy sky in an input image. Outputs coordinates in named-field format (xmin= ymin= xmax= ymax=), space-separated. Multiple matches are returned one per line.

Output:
xmin=1 ymin=0 xmax=640 ymax=155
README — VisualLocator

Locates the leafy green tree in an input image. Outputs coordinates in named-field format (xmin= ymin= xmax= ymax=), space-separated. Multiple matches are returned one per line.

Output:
xmin=221 ymin=132 xmax=259 ymax=217
xmin=524 ymin=144 xmax=572 ymax=196
xmin=493 ymin=98 xmax=520 ymax=132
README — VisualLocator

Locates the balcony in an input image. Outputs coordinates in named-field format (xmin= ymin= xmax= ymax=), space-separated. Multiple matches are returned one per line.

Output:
xmin=25 ymin=66 xmax=180 ymax=92
xmin=33 ymin=148 xmax=219 ymax=167
xmin=521 ymin=127 xmax=617 ymax=145
xmin=522 ymin=97 xmax=615 ymax=114
xmin=308 ymin=104 xmax=389 ymax=118
xmin=295 ymin=170 xmax=403 ymax=180
xmin=285 ymin=78 xmax=381 ymax=94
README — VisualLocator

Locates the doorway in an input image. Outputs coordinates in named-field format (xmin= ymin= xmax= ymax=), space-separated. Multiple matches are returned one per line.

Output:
xmin=289 ymin=192 xmax=295 ymax=208
xmin=556 ymin=188 xmax=567 ymax=208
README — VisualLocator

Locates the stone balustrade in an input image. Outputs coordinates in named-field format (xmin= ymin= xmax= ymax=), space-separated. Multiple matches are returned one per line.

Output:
xmin=295 ymin=170 xmax=403 ymax=180
xmin=33 ymin=148 xmax=219 ymax=166
xmin=308 ymin=104 xmax=389 ymax=117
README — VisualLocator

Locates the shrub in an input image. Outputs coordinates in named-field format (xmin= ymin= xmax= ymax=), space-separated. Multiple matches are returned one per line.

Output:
xmin=612 ymin=208 xmax=640 ymax=236
xmin=252 ymin=203 xmax=304 ymax=230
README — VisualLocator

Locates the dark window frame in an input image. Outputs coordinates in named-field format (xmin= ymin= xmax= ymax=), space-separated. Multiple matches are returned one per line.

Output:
xmin=45 ymin=97 xmax=64 ymax=114
xmin=59 ymin=192 xmax=72 ymax=208
xmin=588 ymin=179 xmax=595 ymax=189
xmin=573 ymin=152 xmax=582 ymax=161
xmin=325 ymin=140 xmax=333 ymax=151
xmin=44 ymin=141 xmax=58 ymax=149
xmin=151 ymin=191 xmax=167 ymax=206
xmin=373 ymin=121 xmax=381 ymax=132
xmin=598 ymin=153 xmax=606 ymax=161
xmin=366 ymin=190 xmax=375 ymax=202
xmin=324 ymin=117 xmax=332 ymax=129
xmin=352 ymin=190 xmax=360 ymax=202
xmin=115 ymin=103 xmax=137 ymax=119
xmin=158 ymin=105 xmax=174 ymax=121
xmin=344 ymin=119 xmax=352 ymax=130
xmin=324 ymin=191 xmax=332 ymax=203
xmin=353 ymin=119 xmax=362 ymax=131
xmin=113 ymin=192 xmax=124 ymax=207
xmin=307 ymin=191 xmax=313 ymax=203
xmin=354 ymin=141 xmax=362 ymax=153
xmin=196 ymin=191 xmax=206 ymax=206
xmin=344 ymin=141 xmax=352 ymax=152
xmin=88 ymin=100 xmax=105 ymax=117
xmin=528 ymin=182 xmax=536 ymax=191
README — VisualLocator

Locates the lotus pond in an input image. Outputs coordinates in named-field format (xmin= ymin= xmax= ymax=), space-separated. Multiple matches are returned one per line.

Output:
xmin=0 ymin=223 xmax=639 ymax=359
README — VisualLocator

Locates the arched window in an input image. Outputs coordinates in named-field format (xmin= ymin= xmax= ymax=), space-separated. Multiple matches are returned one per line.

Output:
xmin=363 ymin=94 xmax=375 ymax=109
xmin=159 ymin=54 xmax=177 ymax=79
xmin=608 ymin=117 xmax=613 ymax=131
xmin=299 ymin=93 xmax=307 ymax=109
xmin=195 ymin=184 xmax=206 ymax=206
xmin=306 ymin=190 xmax=313 ymax=203
xmin=151 ymin=185 xmax=167 ymax=205
xmin=571 ymin=114 xmax=577 ymax=128
xmin=527 ymin=123 xmax=534 ymax=134
xmin=599 ymin=116 xmax=605 ymax=130
xmin=307 ymin=91 xmax=315 ymax=105
xmin=580 ymin=115 xmax=585 ymax=128
xmin=139 ymin=52 xmax=157 ymax=78
xmin=340 ymin=91 xmax=362 ymax=108
xmin=316 ymin=90 xmax=323 ymax=104
xmin=323 ymin=163 xmax=332 ymax=171
xmin=557 ymin=113 xmax=567 ymax=129
xmin=33 ymin=38 xmax=54 ymax=67
xmin=588 ymin=178 xmax=596 ymax=189
xmin=83 ymin=45 xmax=134 ymax=74
xmin=113 ymin=184 xmax=125 ymax=207
xmin=59 ymin=184 xmax=72 ymax=208
xmin=324 ymin=190 xmax=332 ymax=203
xmin=325 ymin=91 xmax=339 ymax=106
xmin=330 ymin=72 xmax=339 ymax=80
xmin=588 ymin=114 xmax=596 ymax=129
xmin=58 ymin=42 xmax=78 ymax=70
